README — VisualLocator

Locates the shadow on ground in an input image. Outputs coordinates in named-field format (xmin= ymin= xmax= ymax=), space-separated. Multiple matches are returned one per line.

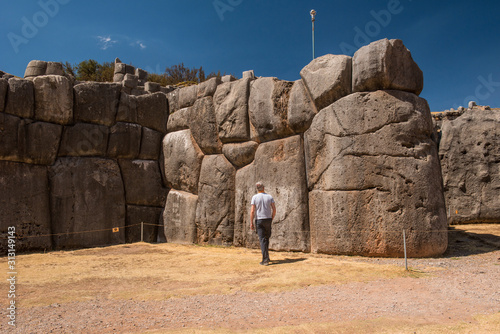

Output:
xmin=444 ymin=226 xmax=500 ymax=257
xmin=269 ymin=258 xmax=307 ymax=265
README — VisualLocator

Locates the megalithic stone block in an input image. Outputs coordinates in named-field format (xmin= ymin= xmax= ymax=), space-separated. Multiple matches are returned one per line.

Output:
xmin=49 ymin=157 xmax=126 ymax=249
xmin=33 ymin=75 xmax=73 ymax=125
xmin=304 ymin=90 xmax=447 ymax=257
xmin=5 ymin=78 xmax=34 ymax=119
xmin=300 ymin=54 xmax=352 ymax=111
xmin=196 ymin=155 xmax=236 ymax=245
xmin=352 ymin=39 xmax=424 ymax=95
xmin=164 ymin=189 xmax=198 ymax=244
xmin=74 ymin=82 xmax=121 ymax=126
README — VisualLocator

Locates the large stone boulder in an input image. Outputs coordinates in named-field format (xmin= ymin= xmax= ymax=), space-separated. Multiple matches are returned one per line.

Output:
xmin=49 ymin=158 xmax=126 ymax=249
xmin=196 ymin=155 xmax=236 ymax=245
xmin=352 ymin=39 xmax=423 ymax=95
xmin=304 ymin=90 xmax=447 ymax=257
xmin=162 ymin=129 xmax=204 ymax=194
xmin=116 ymin=92 xmax=137 ymax=123
xmin=24 ymin=60 xmax=47 ymax=78
xmin=214 ymin=78 xmax=251 ymax=143
xmin=74 ymin=82 xmax=121 ymax=126
xmin=166 ymin=107 xmax=191 ymax=133
xmin=139 ymin=127 xmax=163 ymax=160
xmin=222 ymin=141 xmax=259 ymax=168
xmin=0 ymin=161 xmax=52 ymax=252
xmin=249 ymin=77 xmax=294 ymax=142
xmin=33 ymin=75 xmax=73 ymax=124
xmin=164 ymin=190 xmax=198 ymax=244
xmin=5 ymin=78 xmax=34 ymax=119
xmin=126 ymin=205 xmax=163 ymax=243
xmin=59 ymin=123 xmax=109 ymax=157
xmin=300 ymin=54 xmax=352 ymax=111
xmin=136 ymin=92 xmax=169 ymax=133
xmin=190 ymin=96 xmax=222 ymax=154
xmin=197 ymin=77 xmax=221 ymax=98
xmin=439 ymin=108 xmax=500 ymax=224
xmin=0 ymin=113 xmax=62 ymax=165
xmin=0 ymin=78 xmax=7 ymax=112
xmin=119 ymin=159 xmax=167 ymax=207
xmin=107 ymin=122 xmax=142 ymax=159
xmin=178 ymin=85 xmax=197 ymax=109
xmin=287 ymin=80 xmax=317 ymax=133
xmin=234 ymin=135 xmax=310 ymax=252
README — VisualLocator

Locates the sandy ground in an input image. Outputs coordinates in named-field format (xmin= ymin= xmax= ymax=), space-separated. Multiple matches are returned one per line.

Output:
xmin=1 ymin=224 xmax=499 ymax=333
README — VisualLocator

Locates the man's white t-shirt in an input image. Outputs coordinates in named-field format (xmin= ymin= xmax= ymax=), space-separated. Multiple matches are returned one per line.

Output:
xmin=251 ymin=192 xmax=275 ymax=219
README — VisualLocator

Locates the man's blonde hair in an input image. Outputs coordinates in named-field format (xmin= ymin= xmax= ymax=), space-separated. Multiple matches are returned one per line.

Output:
xmin=256 ymin=182 xmax=265 ymax=191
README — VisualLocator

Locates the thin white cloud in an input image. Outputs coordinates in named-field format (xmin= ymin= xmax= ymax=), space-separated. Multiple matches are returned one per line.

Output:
xmin=131 ymin=40 xmax=147 ymax=49
xmin=97 ymin=36 xmax=117 ymax=50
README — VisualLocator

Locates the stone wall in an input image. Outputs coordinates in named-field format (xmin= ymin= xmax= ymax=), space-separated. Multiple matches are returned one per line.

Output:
xmin=163 ymin=38 xmax=448 ymax=257
xmin=0 ymin=61 xmax=168 ymax=252
xmin=6 ymin=38 xmax=490 ymax=257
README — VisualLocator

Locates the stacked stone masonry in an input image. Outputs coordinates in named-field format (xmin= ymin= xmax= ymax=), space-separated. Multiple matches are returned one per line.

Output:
xmin=1 ymin=60 xmax=168 ymax=252
xmin=1 ymin=38 xmax=498 ymax=256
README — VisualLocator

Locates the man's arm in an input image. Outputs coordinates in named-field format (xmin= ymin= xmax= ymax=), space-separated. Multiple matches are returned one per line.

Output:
xmin=250 ymin=204 xmax=256 ymax=230
xmin=271 ymin=202 xmax=276 ymax=220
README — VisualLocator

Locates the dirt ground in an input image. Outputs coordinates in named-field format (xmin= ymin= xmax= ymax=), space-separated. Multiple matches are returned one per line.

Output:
xmin=1 ymin=224 xmax=499 ymax=333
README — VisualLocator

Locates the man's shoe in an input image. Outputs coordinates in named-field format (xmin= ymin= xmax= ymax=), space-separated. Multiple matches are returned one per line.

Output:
xmin=260 ymin=261 xmax=269 ymax=266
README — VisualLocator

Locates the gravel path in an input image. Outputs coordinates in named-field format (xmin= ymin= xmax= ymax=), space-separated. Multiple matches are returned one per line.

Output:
xmin=3 ymin=247 xmax=499 ymax=333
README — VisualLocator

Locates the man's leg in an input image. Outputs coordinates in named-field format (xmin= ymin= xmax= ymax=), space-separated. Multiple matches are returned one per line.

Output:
xmin=256 ymin=220 xmax=270 ymax=264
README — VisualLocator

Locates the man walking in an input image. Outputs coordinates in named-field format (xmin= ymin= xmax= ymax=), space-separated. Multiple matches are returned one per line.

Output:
xmin=250 ymin=182 xmax=276 ymax=266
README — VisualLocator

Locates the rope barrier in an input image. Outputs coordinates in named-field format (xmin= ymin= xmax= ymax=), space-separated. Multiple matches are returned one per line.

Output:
xmin=11 ymin=224 xmax=468 ymax=240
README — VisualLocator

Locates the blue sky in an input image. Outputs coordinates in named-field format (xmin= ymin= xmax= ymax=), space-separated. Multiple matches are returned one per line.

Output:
xmin=1 ymin=0 xmax=499 ymax=111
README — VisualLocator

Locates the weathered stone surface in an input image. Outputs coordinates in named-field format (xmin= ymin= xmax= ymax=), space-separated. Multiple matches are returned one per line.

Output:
xmin=164 ymin=190 xmax=198 ymax=244
xmin=439 ymin=108 xmax=500 ymax=224
xmin=0 ymin=113 xmax=62 ymax=165
xmin=115 ymin=62 xmax=126 ymax=74
xmin=33 ymin=75 xmax=73 ymax=124
xmin=59 ymin=123 xmax=109 ymax=157
xmin=304 ymin=90 xmax=447 ymax=257
xmin=119 ymin=159 xmax=167 ymax=207
xmin=135 ymin=68 xmax=148 ymax=80
xmin=113 ymin=73 xmax=125 ymax=83
xmin=5 ymin=78 xmax=34 ymax=118
xmin=197 ymin=77 xmax=221 ymax=98
xmin=126 ymin=205 xmax=162 ymax=243
xmin=213 ymin=78 xmax=251 ymax=143
xmin=222 ymin=141 xmax=259 ymax=168
xmin=235 ymin=135 xmax=310 ymax=252
xmin=145 ymin=82 xmax=161 ymax=93
xmin=196 ymin=155 xmax=236 ymax=245
xmin=222 ymin=75 xmax=237 ymax=83
xmin=190 ymin=97 xmax=222 ymax=154
xmin=300 ymin=54 xmax=352 ymax=111
xmin=139 ymin=127 xmax=163 ymax=160
xmin=24 ymin=60 xmax=47 ymax=78
xmin=107 ymin=122 xmax=142 ymax=159
xmin=24 ymin=121 xmax=62 ymax=165
xmin=123 ymin=74 xmax=138 ymax=91
xmin=136 ymin=92 xmax=168 ymax=132
xmin=288 ymin=79 xmax=317 ymax=133
xmin=242 ymin=70 xmax=255 ymax=79
xmin=0 ymin=161 xmax=52 ymax=252
xmin=352 ymin=39 xmax=424 ymax=95
xmin=162 ymin=129 xmax=204 ymax=194
xmin=0 ymin=78 xmax=7 ymax=112
xmin=74 ymin=82 xmax=121 ymax=126
xmin=249 ymin=77 xmax=294 ymax=142
xmin=178 ymin=85 xmax=197 ymax=109
xmin=0 ymin=113 xmax=24 ymax=161
xmin=46 ymin=62 xmax=64 ymax=76
xmin=116 ymin=91 xmax=137 ymax=123
xmin=49 ymin=158 xmax=126 ymax=249
xmin=166 ymin=107 xmax=191 ymax=132
xmin=166 ymin=89 xmax=179 ymax=113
